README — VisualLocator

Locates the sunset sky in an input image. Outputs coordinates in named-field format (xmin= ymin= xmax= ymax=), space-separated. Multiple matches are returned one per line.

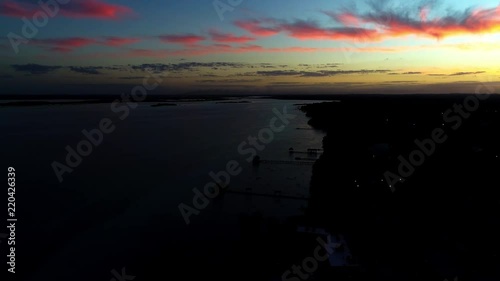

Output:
xmin=1 ymin=0 xmax=500 ymax=94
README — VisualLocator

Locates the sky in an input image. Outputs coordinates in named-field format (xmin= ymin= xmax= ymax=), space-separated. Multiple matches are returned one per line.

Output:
xmin=0 ymin=0 xmax=500 ymax=95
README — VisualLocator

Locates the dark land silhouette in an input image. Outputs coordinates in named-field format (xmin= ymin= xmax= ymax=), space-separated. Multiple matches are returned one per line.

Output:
xmin=301 ymin=94 xmax=500 ymax=280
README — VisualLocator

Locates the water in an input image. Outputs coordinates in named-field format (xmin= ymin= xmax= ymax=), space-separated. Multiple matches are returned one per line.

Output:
xmin=0 ymin=99 xmax=325 ymax=280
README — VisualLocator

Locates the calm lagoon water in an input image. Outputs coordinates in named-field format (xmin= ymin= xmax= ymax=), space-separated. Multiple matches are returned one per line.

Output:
xmin=0 ymin=99 xmax=326 ymax=280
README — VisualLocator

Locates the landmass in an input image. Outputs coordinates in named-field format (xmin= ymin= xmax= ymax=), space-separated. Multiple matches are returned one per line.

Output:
xmin=301 ymin=94 xmax=500 ymax=280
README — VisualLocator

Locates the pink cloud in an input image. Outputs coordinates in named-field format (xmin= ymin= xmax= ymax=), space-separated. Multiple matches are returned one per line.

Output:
xmin=233 ymin=3 xmax=500 ymax=43
xmin=31 ymin=36 xmax=140 ymax=52
xmin=0 ymin=0 xmax=28 ymax=17
xmin=235 ymin=18 xmax=381 ymax=41
xmin=327 ymin=4 xmax=500 ymax=40
xmin=234 ymin=19 xmax=280 ymax=36
xmin=419 ymin=6 xmax=430 ymax=22
xmin=0 ymin=0 xmax=132 ymax=19
xmin=279 ymin=20 xmax=381 ymax=41
xmin=327 ymin=12 xmax=362 ymax=26
xmin=102 ymin=37 xmax=141 ymax=47
xmin=31 ymin=37 xmax=97 ymax=53
xmin=159 ymin=34 xmax=206 ymax=45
